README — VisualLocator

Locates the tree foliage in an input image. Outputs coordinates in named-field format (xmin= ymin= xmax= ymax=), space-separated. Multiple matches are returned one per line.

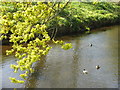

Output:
xmin=0 ymin=1 xmax=72 ymax=83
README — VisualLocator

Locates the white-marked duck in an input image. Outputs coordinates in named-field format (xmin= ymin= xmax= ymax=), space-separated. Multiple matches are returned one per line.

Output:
xmin=83 ymin=69 xmax=88 ymax=74
xmin=96 ymin=65 xmax=100 ymax=70
xmin=90 ymin=43 xmax=93 ymax=47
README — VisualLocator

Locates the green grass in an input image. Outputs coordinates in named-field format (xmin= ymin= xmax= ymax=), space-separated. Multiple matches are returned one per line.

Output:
xmin=0 ymin=2 xmax=120 ymax=35
xmin=48 ymin=2 xmax=120 ymax=36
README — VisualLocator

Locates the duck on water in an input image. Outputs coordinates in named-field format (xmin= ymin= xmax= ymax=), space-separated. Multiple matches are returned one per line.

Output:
xmin=83 ymin=69 xmax=88 ymax=74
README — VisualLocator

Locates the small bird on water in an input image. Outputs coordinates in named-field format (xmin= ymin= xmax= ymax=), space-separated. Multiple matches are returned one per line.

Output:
xmin=83 ymin=69 xmax=88 ymax=74
xmin=90 ymin=43 xmax=93 ymax=47
xmin=96 ymin=65 xmax=100 ymax=70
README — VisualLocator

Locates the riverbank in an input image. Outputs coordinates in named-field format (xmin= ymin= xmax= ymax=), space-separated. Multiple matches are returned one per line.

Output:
xmin=1 ymin=2 xmax=120 ymax=45
xmin=47 ymin=2 xmax=120 ymax=36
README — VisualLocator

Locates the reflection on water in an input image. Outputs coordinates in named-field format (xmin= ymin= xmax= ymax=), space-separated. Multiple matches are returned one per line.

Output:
xmin=1 ymin=25 xmax=119 ymax=88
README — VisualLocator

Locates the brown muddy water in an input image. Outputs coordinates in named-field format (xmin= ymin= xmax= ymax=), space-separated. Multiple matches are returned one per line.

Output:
xmin=0 ymin=25 xmax=119 ymax=88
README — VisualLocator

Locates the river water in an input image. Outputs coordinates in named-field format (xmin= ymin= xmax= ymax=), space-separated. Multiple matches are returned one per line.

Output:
xmin=0 ymin=25 xmax=119 ymax=88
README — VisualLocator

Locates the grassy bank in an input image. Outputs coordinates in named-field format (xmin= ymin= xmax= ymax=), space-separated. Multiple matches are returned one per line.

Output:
xmin=47 ymin=2 xmax=120 ymax=36
xmin=1 ymin=2 xmax=120 ymax=44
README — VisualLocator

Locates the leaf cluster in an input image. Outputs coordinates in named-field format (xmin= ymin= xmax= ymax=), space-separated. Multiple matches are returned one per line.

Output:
xmin=0 ymin=2 xmax=72 ymax=83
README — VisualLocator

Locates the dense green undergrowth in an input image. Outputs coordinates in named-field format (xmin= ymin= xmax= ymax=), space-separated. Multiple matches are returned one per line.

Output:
xmin=48 ymin=2 xmax=120 ymax=36
xmin=0 ymin=2 xmax=120 ymax=41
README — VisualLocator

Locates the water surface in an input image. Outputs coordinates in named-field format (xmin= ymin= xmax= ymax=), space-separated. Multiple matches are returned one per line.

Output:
xmin=1 ymin=25 xmax=119 ymax=88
